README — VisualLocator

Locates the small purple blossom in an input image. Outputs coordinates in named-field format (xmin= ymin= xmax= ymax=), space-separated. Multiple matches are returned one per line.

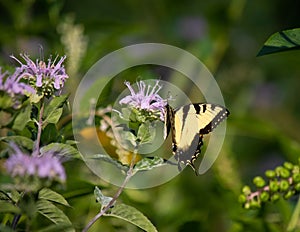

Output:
xmin=119 ymin=80 xmax=167 ymax=121
xmin=5 ymin=144 xmax=66 ymax=182
xmin=0 ymin=68 xmax=35 ymax=97
xmin=10 ymin=54 xmax=68 ymax=94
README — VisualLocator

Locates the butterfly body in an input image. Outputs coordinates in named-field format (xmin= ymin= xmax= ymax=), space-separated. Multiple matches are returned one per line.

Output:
xmin=164 ymin=103 xmax=229 ymax=174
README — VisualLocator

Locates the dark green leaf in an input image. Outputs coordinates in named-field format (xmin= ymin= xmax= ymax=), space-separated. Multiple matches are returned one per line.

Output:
xmin=37 ymin=223 xmax=75 ymax=232
xmin=105 ymin=203 xmax=158 ymax=232
xmin=36 ymin=199 xmax=74 ymax=231
xmin=258 ymin=28 xmax=300 ymax=56
xmin=0 ymin=225 xmax=15 ymax=232
xmin=133 ymin=156 xmax=166 ymax=173
xmin=39 ymin=188 xmax=70 ymax=207
xmin=41 ymin=124 xmax=58 ymax=144
xmin=12 ymin=104 xmax=32 ymax=131
xmin=40 ymin=143 xmax=80 ymax=159
xmin=0 ymin=136 xmax=34 ymax=150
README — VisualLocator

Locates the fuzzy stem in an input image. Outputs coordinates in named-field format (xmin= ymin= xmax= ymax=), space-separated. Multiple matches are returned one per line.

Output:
xmin=33 ymin=101 xmax=44 ymax=156
xmin=82 ymin=151 xmax=137 ymax=232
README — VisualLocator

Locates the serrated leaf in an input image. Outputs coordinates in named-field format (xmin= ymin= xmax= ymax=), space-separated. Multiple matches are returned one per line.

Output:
xmin=133 ymin=156 xmax=166 ymax=173
xmin=104 ymin=203 xmax=158 ymax=232
xmin=0 ymin=136 xmax=34 ymax=150
xmin=86 ymin=154 xmax=129 ymax=172
xmin=36 ymin=199 xmax=74 ymax=231
xmin=39 ymin=188 xmax=70 ymax=207
xmin=94 ymin=186 xmax=113 ymax=209
xmin=258 ymin=28 xmax=300 ymax=56
xmin=0 ymin=201 xmax=21 ymax=213
xmin=12 ymin=104 xmax=32 ymax=130
xmin=40 ymin=143 xmax=80 ymax=159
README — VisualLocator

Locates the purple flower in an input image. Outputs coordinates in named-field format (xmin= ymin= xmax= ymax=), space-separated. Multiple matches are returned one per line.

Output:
xmin=10 ymin=54 xmax=68 ymax=94
xmin=0 ymin=68 xmax=35 ymax=97
xmin=5 ymin=144 xmax=66 ymax=183
xmin=119 ymin=80 xmax=167 ymax=121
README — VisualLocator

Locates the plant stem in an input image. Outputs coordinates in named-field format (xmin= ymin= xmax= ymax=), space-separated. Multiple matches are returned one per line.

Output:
xmin=82 ymin=152 xmax=137 ymax=232
xmin=287 ymin=195 xmax=300 ymax=231
xmin=33 ymin=101 xmax=44 ymax=156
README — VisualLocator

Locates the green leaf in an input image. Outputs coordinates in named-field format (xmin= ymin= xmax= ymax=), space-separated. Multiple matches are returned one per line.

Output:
xmin=12 ymin=104 xmax=32 ymax=131
xmin=105 ymin=203 xmax=158 ymax=232
xmin=258 ymin=28 xmax=300 ymax=56
xmin=94 ymin=186 xmax=113 ymax=209
xmin=0 ymin=200 xmax=21 ymax=213
xmin=44 ymin=108 xmax=63 ymax=125
xmin=0 ymin=94 xmax=13 ymax=109
xmin=43 ymin=95 xmax=68 ymax=125
xmin=39 ymin=188 xmax=70 ymax=207
xmin=0 ymin=136 xmax=34 ymax=150
xmin=36 ymin=199 xmax=74 ymax=231
xmin=86 ymin=154 xmax=129 ymax=172
xmin=37 ymin=223 xmax=75 ymax=232
xmin=43 ymin=95 xmax=68 ymax=117
xmin=0 ymin=225 xmax=15 ymax=232
xmin=40 ymin=143 xmax=80 ymax=159
xmin=137 ymin=122 xmax=156 ymax=144
xmin=133 ymin=156 xmax=166 ymax=173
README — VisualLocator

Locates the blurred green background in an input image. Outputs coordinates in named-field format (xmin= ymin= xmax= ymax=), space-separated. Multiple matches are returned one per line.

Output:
xmin=1 ymin=0 xmax=300 ymax=231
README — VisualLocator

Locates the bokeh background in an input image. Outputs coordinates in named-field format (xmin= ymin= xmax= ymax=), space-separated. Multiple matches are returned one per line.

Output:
xmin=1 ymin=0 xmax=300 ymax=231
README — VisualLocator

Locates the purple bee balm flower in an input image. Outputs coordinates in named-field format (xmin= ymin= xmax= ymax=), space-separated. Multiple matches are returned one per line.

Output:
xmin=119 ymin=80 xmax=167 ymax=121
xmin=10 ymin=54 xmax=68 ymax=94
xmin=5 ymin=144 xmax=66 ymax=183
xmin=0 ymin=68 xmax=35 ymax=97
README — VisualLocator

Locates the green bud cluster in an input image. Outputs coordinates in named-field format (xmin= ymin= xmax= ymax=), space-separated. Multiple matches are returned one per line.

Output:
xmin=239 ymin=161 xmax=300 ymax=209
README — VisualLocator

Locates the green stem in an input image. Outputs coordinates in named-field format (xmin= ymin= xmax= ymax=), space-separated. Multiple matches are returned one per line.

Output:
xmin=33 ymin=100 xmax=44 ymax=156
xmin=82 ymin=151 xmax=137 ymax=232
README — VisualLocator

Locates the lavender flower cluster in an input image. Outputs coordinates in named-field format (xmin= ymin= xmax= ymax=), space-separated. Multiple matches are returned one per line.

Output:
xmin=5 ymin=144 xmax=66 ymax=182
xmin=0 ymin=54 xmax=68 ymax=100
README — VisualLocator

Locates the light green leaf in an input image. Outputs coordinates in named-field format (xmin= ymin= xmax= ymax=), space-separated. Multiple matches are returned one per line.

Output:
xmin=137 ymin=122 xmax=156 ymax=144
xmin=43 ymin=95 xmax=68 ymax=125
xmin=94 ymin=186 xmax=114 ymax=209
xmin=0 ymin=225 xmax=15 ymax=232
xmin=44 ymin=108 xmax=63 ymax=125
xmin=40 ymin=143 xmax=80 ymax=159
xmin=258 ymin=28 xmax=300 ymax=56
xmin=0 ymin=201 xmax=21 ymax=214
xmin=0 ymin=136 xmax=34 ymax=150
xmin=105 ymin=203 xmax=158 ymax=232
xmin=36 ymin=199 xmax=74 ymax=231
xmin=39 ymin=188 xmax=70 ymax=207
xmin=12 ymin=104 xmax=32 ymax=131
xmin=0 ymin=94 xmax=13 ymax=109
xmin=86 ymin=154 xmax=129 ymax=172
xmin=43 ymin=95 xmax=68 ymax=117
xmin=133 ymin=156 xmax=166 ymax=173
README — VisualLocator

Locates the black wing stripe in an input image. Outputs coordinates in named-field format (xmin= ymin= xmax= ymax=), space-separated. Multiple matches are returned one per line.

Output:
xmin=199 ymin=108 xmax=229 ymax=134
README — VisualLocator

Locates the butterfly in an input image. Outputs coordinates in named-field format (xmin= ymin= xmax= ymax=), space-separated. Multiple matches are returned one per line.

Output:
xmin=164 ymin=103 xmax=230 ymax=175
